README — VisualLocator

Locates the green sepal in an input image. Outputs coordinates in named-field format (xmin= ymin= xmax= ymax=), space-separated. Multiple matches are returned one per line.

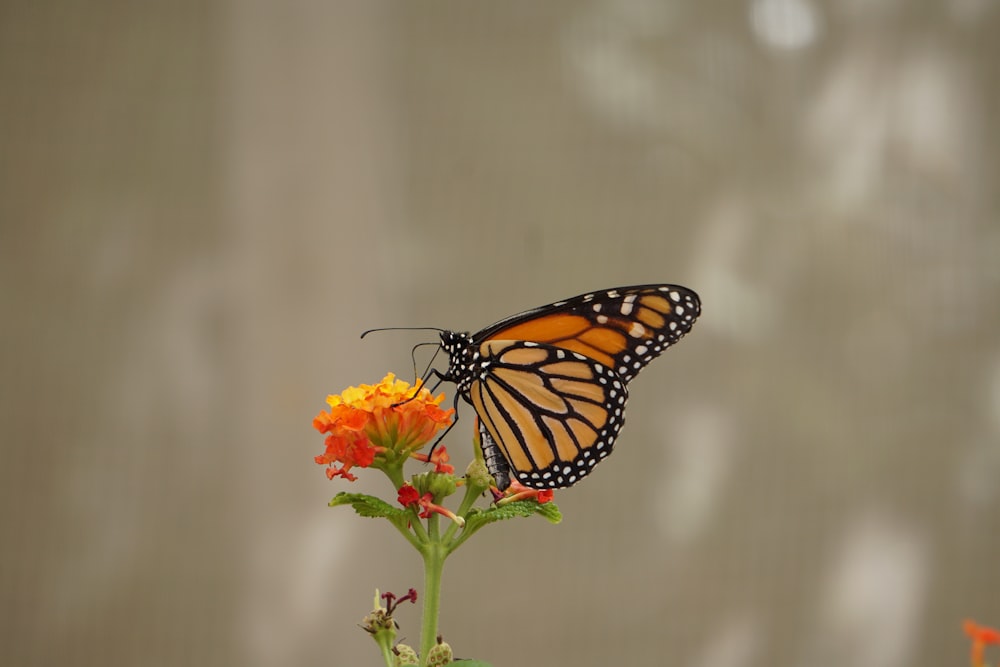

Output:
xmin=328 ymin=492 xmax=408 ymax=520
xmin=426 ymin=640 xmax=454 ymax=667
xmin=392 ymin=643 xmax=419 ymax=666
xmin=413 ymin=471 xmax=458 ymax=499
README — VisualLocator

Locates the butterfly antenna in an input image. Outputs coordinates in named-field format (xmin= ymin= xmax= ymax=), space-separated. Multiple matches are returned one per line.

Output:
xmin=360 ymin=326 xmax=445 ymax=339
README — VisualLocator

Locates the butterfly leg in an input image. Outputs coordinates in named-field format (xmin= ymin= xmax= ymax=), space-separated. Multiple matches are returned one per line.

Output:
xmin=390 ymin=369 xmax=446 ymax=409
xmin=422 ymin=382 xmax=463 ymax=458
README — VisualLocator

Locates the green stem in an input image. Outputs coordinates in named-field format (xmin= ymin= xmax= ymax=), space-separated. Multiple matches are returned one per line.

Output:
xmin=389 ymin=517 xmax=423 ymax=551
xmin=379 ymin=640 xmax=395 ymax=667
xmin=418 ymin=542 xmax=446 ymax=667
xmin=428 ymin=511 xmax=440 ymax=540
xmin=442 ymin=482 xmax=480 ymax=545
xmin=409 ymin=513 xmax=429 ymax=544
xmin=444 ymin=523 xmax=480 ymax=555
xmin=383 ymin=463 xmax=406 ymax=491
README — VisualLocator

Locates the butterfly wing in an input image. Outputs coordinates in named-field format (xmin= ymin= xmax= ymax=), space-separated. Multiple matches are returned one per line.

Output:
xmin=474 ymin=284 xmax=700 ymax=382
xmin=468 ymin=340 xmax=627 ymax=489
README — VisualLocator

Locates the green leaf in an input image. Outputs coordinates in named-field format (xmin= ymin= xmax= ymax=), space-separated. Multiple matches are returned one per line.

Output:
xmin=328 ymin=492 xmax=408 ymax=520
xmin=464 ymin=500 xmax=562 ymax=532
xmin=532 ymin=501 xmax=562 ymax=524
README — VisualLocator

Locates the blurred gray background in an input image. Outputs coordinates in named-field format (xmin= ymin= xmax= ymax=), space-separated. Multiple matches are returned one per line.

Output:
xmin=2 ymin=1 xmax=999 ymax=666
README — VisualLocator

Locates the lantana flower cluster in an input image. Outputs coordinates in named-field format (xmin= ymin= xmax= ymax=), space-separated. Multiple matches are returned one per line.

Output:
xmin=313 ymin=373 xmax=453 ymax=481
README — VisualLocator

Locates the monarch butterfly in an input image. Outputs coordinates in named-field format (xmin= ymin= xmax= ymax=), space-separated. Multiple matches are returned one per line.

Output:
xmin=430 ymin=284 xmax=701 ymax=491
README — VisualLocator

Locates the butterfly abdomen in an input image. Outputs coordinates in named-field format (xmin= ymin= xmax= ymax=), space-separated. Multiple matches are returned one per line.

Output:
xmin=478 ymin=423 xmax=511 ymax=491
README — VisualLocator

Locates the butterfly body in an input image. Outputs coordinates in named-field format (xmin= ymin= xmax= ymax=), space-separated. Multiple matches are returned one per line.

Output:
xmin=478 ymin=427 xmax=512 ymax=492
xmin=436 ymin=285 xmax=700 ymax=490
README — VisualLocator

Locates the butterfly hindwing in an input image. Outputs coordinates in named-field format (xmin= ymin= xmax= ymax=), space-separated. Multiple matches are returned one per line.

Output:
xmin=468 ymin=340 xmax=628 ymax=489
xmin=476 ymin=284 xmax=700 ymax=382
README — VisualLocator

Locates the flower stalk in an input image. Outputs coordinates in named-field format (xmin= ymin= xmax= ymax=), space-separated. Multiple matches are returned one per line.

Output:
xmin=418 ymin=541 xmax=446 ymax=664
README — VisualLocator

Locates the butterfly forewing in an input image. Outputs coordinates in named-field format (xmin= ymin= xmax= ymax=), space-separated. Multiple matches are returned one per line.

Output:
xmin=476 ymin=285 xmax=700 ymax=382
xmin=469 ymin=340 xmax=627 ymax=489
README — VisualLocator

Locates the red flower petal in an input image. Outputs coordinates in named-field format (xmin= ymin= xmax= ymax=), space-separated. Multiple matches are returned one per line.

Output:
xmin=397 ymin=484 xmax=420 ymax=508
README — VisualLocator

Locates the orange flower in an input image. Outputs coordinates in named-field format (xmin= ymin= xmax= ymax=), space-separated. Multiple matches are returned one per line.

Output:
xmin=314 ymin=373 xmax=454 ymax=481
xmin=314 ymin=431 xmax=378 ymax=481
xmin=965 ymin=620 xmax=1000 ymax=667
xmin=497 ymin=480 xmax=555 ymax=505
xmin=410 ymin=445 xmax=456 ymax=474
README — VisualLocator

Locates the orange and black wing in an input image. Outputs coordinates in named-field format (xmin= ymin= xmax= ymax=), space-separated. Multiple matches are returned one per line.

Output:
xmin=469 ymin=340 xmax=627 ymax=489
xmin=474 ymin=284 xmax=700 ymax=382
